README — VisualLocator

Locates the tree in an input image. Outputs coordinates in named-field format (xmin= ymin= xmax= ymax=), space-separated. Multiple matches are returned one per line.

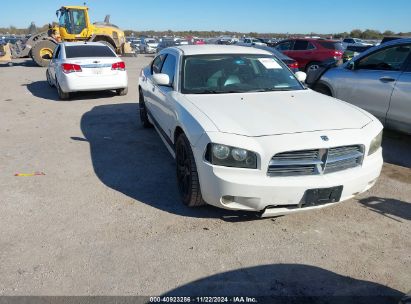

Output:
xmin=350 ymin=29 xmax=362 ymax=38
xmin=383 ymin=30 xmax=395 ymax=36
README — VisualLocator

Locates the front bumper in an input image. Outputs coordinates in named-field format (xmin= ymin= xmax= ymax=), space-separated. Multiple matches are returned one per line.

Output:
xmin=193 ymin=127 xmax=383 ymax=215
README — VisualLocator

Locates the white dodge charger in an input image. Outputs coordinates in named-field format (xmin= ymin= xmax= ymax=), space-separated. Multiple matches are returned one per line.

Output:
xmin=138 ymin=45 xmax=383 ymax=217
xmin=46 ymin=42 xmax=128 ymax=100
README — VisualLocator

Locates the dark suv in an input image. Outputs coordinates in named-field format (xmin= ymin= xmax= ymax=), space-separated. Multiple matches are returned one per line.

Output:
xmin=274 ymin=38 xmax=343 ymax=71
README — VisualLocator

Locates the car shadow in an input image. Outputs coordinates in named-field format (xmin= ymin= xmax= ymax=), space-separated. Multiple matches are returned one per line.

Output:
xmin=357 ymin=196 xmax=411 ymax=223
xmin=162 ymin=264 xmax=405 ymax=303
xmin=25 ymin=81 xmax=119 ymax=101
xmin=382 ymin=130 xmax=411 ymax=168
xmin=79 ymin=103 xmax=261 ymax=221
xmin=0 ymin=59 xmax=37 ymax=67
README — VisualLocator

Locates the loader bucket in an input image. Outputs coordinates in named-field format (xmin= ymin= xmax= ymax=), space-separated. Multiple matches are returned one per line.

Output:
xmin=0 ymin=43 xmax=13 ymax=63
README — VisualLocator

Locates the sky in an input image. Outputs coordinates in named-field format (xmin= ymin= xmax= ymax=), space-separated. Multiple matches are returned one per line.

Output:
xmin=0 ymin=0 xmax=410 ymax=34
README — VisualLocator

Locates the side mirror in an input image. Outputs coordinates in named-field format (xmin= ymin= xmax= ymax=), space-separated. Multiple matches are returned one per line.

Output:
xmin=152 ymin=73 xmax=171 ymax=86
xmin=295 ymin=71 xmax=307 ymax=83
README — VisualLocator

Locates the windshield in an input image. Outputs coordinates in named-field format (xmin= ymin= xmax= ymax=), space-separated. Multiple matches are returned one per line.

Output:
xmin=181 ymin=54 xmax=304 ymax=94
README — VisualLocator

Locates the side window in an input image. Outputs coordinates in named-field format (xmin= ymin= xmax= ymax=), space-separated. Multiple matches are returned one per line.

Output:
xmin=53 ymin=46 xmax=60 ymax=59
xmin=357 ymin=45 xmax=411 ymax=71
xmin=151 ymin=54 xmax=166 ymax=74
xmin=160 ymin=54 xmax=177 ymax=86
xmin=276 ymin=41 xmax=293 ymax=51
xmin=293 ymin=40 xmax=309 ymax=50
xmin=307 ymin=42 xmax=316 ymax=50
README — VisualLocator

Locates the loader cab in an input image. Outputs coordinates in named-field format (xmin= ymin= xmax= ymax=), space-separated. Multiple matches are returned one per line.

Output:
xmin=57 ymin=6 xmax=91 ymax=39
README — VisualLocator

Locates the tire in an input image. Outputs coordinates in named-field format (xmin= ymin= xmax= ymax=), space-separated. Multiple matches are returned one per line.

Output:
xmin=175 ymin=133 xmax=205 ymax=207
xmin=96 ymin=40 xmax=115 ymax=52
xmin=56 ymin=81 xmax=70 ymax=100
xmin=139 ymin=90 xmax=153 ymax=128
xmin=46 ymin=70 xmax=54 ymax=87
xmin=116 ymin=87 xmax=128 ymax=96
xmin=31 ymin=40 xmax=57 ymax=67
xmin=306 ymin=61 xmax=321 ymax=73
xmin=314 ymin=84 xmax=332 ymax=96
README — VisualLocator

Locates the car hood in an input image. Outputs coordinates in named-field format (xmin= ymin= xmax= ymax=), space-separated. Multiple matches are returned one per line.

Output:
xmin=184 ymin=90 xmax=372 ymax=136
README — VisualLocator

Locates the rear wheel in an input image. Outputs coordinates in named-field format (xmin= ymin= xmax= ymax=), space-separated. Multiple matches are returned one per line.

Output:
xmin=46 ymin=70 xmax=54 ymax=87
xmin=175 ymin=133 xmax=205 ymax=207
xmin=306 ymin=61 xmax=321 ymax=73
xmin=139 ymin=90 xmax=152 ymax=128
xmin=56 ymin=81 xmax=70 ymax=100
xmin=31 ymin=40 xmax=57 ymax=67
xmin=116 ymin=87 xmax=128 ymax=96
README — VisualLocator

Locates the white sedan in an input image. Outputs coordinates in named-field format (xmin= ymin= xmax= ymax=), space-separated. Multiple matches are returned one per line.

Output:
xmin=46 ymin=42 xmax=128 ymax=100
xmin=138 ymin=45 xmax=383 ymax=217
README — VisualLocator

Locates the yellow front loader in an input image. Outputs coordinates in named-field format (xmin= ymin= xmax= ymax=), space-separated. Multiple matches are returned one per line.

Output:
xmin=9 ymin=6 xmax=133 ymax=67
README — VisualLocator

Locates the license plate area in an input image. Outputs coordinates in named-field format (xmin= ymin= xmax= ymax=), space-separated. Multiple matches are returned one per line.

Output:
xmin=302 ymin=186 xmax=343 ymax=207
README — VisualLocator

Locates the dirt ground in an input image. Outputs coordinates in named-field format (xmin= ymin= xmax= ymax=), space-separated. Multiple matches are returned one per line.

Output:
xmin=0 ymin=57 xmax=410 ymax=301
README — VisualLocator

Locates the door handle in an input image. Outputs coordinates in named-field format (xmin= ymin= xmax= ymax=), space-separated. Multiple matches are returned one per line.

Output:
xmin=379 ymin=76 xmax=395 ymax=83
xmin=152 ymin=86 xmax=155 ymax=92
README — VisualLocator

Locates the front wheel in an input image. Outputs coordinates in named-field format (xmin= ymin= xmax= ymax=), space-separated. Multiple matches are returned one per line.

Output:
xmin=139 ymin=90 xmax=153 ymax=128
xmin=116 ymin=87 xmax=128 ymax=96
xmin=175 ymin=133 xmax=205 ymax=207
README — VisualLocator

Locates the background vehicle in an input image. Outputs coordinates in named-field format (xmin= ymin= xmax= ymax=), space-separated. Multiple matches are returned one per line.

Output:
xmin=342 ymin=38 xmax=374 ymax=48
xmin=140 ymin=38 xmax=159 ymax=54
xmin=342 ymin=45 xmax=374 ymax=62
xmin=156 ymin=40 xmax=181 ymax=53
xmin=314 ymin=39 xmax=411 ymax=134
xmin=274 ymin=38 xmax=343 ymax=72
xmin=245 ymin=44 xmax=299 ymax=72
xmin=46 ymin=42 xmax=128 ymax=100
xmin=10 ymin=5 xmax=128 ymax=67
xmin=239 ymin=37 xmax=267 ymax=46
xmin=138 ymin=45 xmax=383 ymax=216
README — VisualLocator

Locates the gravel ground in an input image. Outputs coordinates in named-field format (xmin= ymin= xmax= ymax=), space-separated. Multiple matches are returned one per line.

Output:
xmin=0 ymin=57 xmax=410 ymax=301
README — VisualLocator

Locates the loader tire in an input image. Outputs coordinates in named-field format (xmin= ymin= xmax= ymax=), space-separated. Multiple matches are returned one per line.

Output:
xmin=32 ymin=40 xmax=57 ymax=67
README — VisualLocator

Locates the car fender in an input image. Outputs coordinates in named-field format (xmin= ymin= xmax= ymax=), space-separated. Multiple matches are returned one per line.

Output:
xmin=171 ymin=93 xmax=219 ymax=147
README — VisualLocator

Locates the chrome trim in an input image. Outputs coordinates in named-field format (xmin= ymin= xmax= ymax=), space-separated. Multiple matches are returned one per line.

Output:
xmin=268 ymin=145 xmax=364 ymax=176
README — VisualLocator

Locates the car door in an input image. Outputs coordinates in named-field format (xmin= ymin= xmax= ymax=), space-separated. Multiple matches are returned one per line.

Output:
xmin=150 ymin=52 xmax=178 ymax=141
xmin=335 ymin=43 xmax=411 ymax=123
xmin=49 ymin=45 xmax=61 ymax=84
xmin=275 ymin=40 xmax=294 ymax=56
xmin=386 ymin=52 xmax=411 ymax=133
xmin=289 ymin=40 xmax=311 ymax=69
xmin=145 ymin=54 xmax=166 ymax=124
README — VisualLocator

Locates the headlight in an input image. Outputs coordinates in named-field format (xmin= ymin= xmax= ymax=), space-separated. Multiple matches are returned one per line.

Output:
xmin=368 ymin=130 xmax=383 ymax=156
xmin=205 ymin=143 xmax=257 ymax=169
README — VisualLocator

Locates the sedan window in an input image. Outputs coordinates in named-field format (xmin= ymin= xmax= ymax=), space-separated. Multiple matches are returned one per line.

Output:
xmin=182 ymin=54 xmax=304 ymax=94
xmin=151 ymin=54 xmax=166 ymax=74
xmin=357 ymin=45 xmax=411 ymax=71
xmin=276 ymin=41 xmax=293 ymax=51
xmin=65 ymin=45 xmax=116 ymax=58
xmin=293 ymin=40 xmax=309 ymax=50
xmin=160 ymin=54 xmax=177 ymax=85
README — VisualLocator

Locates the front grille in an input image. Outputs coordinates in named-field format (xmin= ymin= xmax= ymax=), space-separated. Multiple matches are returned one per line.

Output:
xmin=268 ymin=145 xmax=364 ymax=176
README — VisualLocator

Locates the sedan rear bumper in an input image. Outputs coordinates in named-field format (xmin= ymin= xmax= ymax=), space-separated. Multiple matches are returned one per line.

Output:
xmin=59 ymin=72 xmax=128 ymax=93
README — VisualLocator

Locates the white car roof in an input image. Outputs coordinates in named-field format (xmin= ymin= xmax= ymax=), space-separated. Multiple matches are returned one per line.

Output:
xmin=174 ymin=45 xmax=272 ymax=56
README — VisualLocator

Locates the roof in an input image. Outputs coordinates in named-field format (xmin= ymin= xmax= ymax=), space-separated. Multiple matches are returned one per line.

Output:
xmin=173 ymin=45 xmax=272 ymax=56
xmin=62 ymin=42 xmax=106 ymax=47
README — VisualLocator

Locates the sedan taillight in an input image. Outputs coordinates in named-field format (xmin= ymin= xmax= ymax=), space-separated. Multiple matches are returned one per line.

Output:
xmin=287 ymin=61 xmax=299 ymax=70
xmin=112 ymin=61 xmax=126 ymax=71
xmin=61 ymin=63 xmax=82 ymax=73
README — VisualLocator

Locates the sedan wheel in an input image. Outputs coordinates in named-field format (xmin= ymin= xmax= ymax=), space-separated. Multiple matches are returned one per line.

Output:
xmin=46 ymin=70 xmax=54 ymax=87
xmin=56 ymin=81 xmax=70 ymax=100
xmin=306 ymin=62 xmax=321 ymax=73
xmin=175 ymin=133 xmax=205 ymax=207
xmin=139 ymin=90 xmax=153 ymax=128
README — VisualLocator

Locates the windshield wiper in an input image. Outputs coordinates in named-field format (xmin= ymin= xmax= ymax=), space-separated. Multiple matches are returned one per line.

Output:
xmin=192 ymin=90 xmax=245 ymax=94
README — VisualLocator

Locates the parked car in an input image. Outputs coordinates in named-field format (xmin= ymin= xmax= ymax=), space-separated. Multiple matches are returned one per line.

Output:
xmin=46 ymin=42 xmax=128 ymax=100
xmin=129 ymin=39 xmax=142 ymax=52
xmin=140 ymin=38 xmax=159 ymax=54
xmin=342 ymin=38 xmax=374 ymax=49
xmin=274 ymin=38 xmax=343 ymax=72
xmin=342 ymin=45 xmax=374 ymax=62
xmin=314 ymin=38 xmax=411 ymax=134
xmin=244 ymin=44 xmax=299 ymax=72
xmin=156 ymin=40 xmax=176 ymax=53
xmin=138 ymin=45 xmax=383 ymax=217
xmin=240 ymin=37 xmax=267 ymax=47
